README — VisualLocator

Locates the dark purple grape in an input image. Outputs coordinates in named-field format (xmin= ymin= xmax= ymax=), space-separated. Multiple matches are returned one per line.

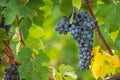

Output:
xmin=0 ymin=16 xmax=11 ymax=32
xmin=55 ymin=10 xmax=98 ymax=71
xmin=3 ymin=64 xmax=26 ymax=80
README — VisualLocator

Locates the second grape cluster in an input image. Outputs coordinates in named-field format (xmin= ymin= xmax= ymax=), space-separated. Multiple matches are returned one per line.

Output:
xmin=55 ymin=10 xmax=97 ymax=70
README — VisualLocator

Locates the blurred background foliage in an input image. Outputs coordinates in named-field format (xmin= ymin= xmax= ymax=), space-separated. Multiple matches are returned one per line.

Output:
xmin=39 ymin=1 xmax=97 ymax=79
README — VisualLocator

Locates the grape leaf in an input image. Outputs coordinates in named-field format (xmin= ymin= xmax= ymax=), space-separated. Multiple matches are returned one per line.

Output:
xmin=0 ymin=29 xmax=8 ymax=50
xmin=114 ymin=31 xmax=120 ymax=49
xmin=90 ymin=46 xmax=120 ymax=79
xmin=6 ymin=0 xmax=34 ymax=18
xmin=100 ymin=26 xmax=113 ymax=47
xmin=34 ymin=50 xmax=50 ymax=63
xmin=2 ymin=7 xmax=16 ymax=24
xmin=60 ymin=0 xmax=73 ymax=17
xmin=0 ymin=0 xmax=8 ymax=5
xmin=25 ymin=25 xmax=44 ymax=50
xmin=16 ymin=47 xmax=32 ymax=63
xmin=25 ymin=37 xmax=44 ymax=50
xmin=72 ymin=0 xmax=81 ymax=10
xmin=32 ymin=10 xmax=45 ymax=26
xmin=101 ymin=0 xmax=112 ymax=4
xmin=17 ymin=48 xmax=50 ymax=80
xmin=58 ymin=64 xmax=77 ymax=79
xmin=96 ymin=3 xmax=120 ymax=32
xmin=19 ymin=18 xmax=32 ymax=39
xmin=109 ymin=30 xmax=119 ymax=42
xmin=27 ymin=0 xmax=44 ymax=9
xmin=29 ymin=24 xmax=44 ymax=38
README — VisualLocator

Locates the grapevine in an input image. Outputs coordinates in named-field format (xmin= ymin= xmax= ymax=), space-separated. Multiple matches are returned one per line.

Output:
xmin=0 ymin=0 xmax=120 ymax=80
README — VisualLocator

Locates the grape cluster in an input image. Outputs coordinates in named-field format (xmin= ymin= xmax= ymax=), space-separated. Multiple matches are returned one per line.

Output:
xmin=55 ymin=17 xmax=70 ymax=35
xmin=0 ymin=16 xmax=11 ymax=32
xmin=4 ymin=64 xmax=26 ymax=80
xmin=55 ymin=10 xmax=97 ymax=70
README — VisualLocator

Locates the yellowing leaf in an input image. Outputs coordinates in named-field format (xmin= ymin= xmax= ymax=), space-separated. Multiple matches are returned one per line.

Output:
xmin=90 ymin=46 xmax=120 ymax=79
xmin=105 ymin=54 xmax=120 ymax=68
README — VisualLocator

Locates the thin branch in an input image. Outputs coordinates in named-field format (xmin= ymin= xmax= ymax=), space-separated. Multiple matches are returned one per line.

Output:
xmin=85 ymin=0 xmax=113 ymax=56
xmin=105 ymin=73 xmax=120 ymax=80
xmin=3 ymin=41 xmax=15 ymax=64
xmin=16 ymin=15 xmax=19 ymax=25
xmin=3 ymin=41 xmax=15 ymax=59
xmin=48 ymin=76 xmax=55 ymax=80
xmin=19 ymin=29 xmax=26 ymax=47
xmin=16 ymin=15 xmax=26 ymax=47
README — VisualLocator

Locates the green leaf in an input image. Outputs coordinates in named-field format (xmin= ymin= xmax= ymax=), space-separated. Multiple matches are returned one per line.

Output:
xmin=27 ymin=0 xmax=44 ymax=9
xmin=72 ymin=0 xmax=81 ymax=10
xmin=19 ymin=18 xmax=32 ymax=39
xmin=0 ymin=0 xmax=8 ymax=5
xmin=100 ymin=26 xmax=113 ymax=47
xmin=2 ymin=8 xmax=16 ymax=24
xmin=6 ymin=0 xmax=34 ymax=18
xmin=0 ymin=51 xmax=4 ymax=56
xmin=96 ymin=3 xmax=120 ymax=32
xmin=109 ymin=30 xmax=119 ymax=42
xmin=16 ymin=47 xmax=33 ymax=63
xmin=29 ymin=24 xmax=44 ymax=38
xmin=17 ymin=49 xmax=49 ymax=80
xmin=25 ymin=37 xmax=44 ymax=50
xmin=101 ymin=0 xmax=112 ymax=4
xmin=114 ymin=31 xmax=120 ymax=49
xmin=32 ymin=10 xmax=45 ymax=26
xmin=0 ymin=41 xmax=4 ymax=51
xmin=0 ymin=29 xmax=8 ymax=39
xmin=25 ymin=24 xmax=44 ymax=50
xmin=19 ymin=63 xmax=49 ymax=80
xmin=64 ymin=76 xmax=76 ymax=80
xmin=60 ymin=0 xmax=73 ymax=16
xmin=0 ymin=29 xmax=8 ymax=50
xmin=59 ymin=64 xmax=77 ymax=79
xmin=34 ymin=50 xmax=50 ymax=64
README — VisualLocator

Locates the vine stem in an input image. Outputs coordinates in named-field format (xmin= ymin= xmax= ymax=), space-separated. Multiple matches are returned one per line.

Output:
xmin=48 ymin=76 xmax=55 ymax=80
xmin=3 ymin=41 xmax=15 ymax=64
xmin=19 ymin=29 xmax=26 ymax=47
xmin=85 ymin=0 xmax=113 ymax=56
xmin=105 ymin=72 xmax=120 ymax=80
xmin=16 ymin=15 xmax=26 ymax=47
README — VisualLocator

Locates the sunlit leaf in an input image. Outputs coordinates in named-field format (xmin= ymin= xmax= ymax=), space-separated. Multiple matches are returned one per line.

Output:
xmin=60 ymin=0 xmax=73 ymax=16
xmin=72 ymin=0 xmax=81 ymax=10
xmin=90 ymin=46 xmax=120 ymax=79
